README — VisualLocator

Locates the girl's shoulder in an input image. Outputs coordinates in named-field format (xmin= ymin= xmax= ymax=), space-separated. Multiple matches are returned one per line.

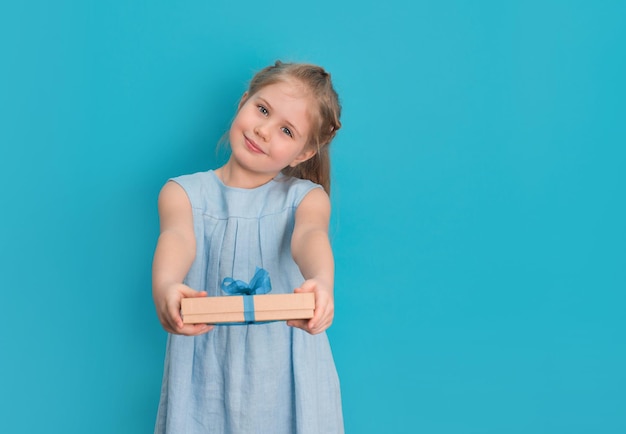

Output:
xmin=272 ymin=174 xmax=324 ymax=208
xmin=166 ymin=170 xmax=219 ymax=211
xmin=169 ymin=170 xmax=215 ymax=185
xmin=169 ymin=169 xmax=215 ymax=190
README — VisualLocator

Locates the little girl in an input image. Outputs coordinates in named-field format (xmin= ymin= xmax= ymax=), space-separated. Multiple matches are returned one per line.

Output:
xmin=152 ymin=61 xmax=344 ymax=433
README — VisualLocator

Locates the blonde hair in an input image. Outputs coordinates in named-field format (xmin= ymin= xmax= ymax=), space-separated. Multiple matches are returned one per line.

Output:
xmin=240 ymin=61 xmax=342 ymax=195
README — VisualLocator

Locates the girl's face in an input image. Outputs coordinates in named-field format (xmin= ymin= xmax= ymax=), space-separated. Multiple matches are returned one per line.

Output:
xmin=228 ymin=80 xmax=317 ymax=178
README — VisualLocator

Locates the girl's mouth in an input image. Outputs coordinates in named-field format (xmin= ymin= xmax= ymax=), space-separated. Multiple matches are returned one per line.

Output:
xmin=245 ymin=135 xmax=265 ymax=154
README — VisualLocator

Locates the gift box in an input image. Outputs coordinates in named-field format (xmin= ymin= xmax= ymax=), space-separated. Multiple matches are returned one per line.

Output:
xmin=181 ymin=293 xmax=315 ymax=324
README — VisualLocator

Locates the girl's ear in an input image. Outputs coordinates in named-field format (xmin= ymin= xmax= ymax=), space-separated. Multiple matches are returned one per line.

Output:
xmin=289 ymin=148 xmax=317 ymax=167
xmin=237 ymin=92 xmax=249 ymax=110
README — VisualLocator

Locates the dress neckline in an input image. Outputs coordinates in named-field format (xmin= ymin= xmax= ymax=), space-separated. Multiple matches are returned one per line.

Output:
xmin=209 ymin=170 xmax=283 ymax=192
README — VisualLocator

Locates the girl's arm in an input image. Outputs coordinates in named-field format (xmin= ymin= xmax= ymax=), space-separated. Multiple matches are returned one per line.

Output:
xmin=287 ymin=187 xmax=335 ymax=335
xmin=152 ymin=181 xmax=213 ymax=335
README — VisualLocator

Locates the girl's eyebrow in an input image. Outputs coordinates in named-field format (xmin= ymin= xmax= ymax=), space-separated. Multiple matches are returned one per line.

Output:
xmin=257 ymin=96 xmax=302 ymax=138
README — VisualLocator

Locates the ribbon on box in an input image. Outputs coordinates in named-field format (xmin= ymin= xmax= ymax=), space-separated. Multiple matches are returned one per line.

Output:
xmin=221 ymin=267 xmax=272 ymax=323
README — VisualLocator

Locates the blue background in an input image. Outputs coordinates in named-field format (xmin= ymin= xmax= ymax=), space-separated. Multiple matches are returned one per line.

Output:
xmin=1 ymin=1 xmax=624 ymax=433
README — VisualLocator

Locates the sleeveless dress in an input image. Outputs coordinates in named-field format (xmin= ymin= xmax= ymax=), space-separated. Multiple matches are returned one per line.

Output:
xmin=154 ymin=170 xmax=344 ymax=434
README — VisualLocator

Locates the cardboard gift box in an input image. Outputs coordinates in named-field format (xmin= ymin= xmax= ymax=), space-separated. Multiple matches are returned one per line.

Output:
xmin=181 ymin=293 xmax=315 ymax=324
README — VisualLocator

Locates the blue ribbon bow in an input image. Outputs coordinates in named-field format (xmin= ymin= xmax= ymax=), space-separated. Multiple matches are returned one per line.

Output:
xmin=220 ymin=267 xmax=272 ymax=323
xmin=221 ymin=267 xmax=272 ymax=296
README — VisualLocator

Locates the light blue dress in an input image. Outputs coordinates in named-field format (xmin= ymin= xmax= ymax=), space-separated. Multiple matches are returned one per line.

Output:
xmin=155 ymin=170 xmax=344 ymax=434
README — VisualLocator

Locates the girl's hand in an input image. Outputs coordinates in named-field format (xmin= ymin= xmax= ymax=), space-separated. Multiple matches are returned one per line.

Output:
xmin=287 ymin=279 xmax=334 ymax=335
xmin=154 ymin=283 xmax=214 ymax=336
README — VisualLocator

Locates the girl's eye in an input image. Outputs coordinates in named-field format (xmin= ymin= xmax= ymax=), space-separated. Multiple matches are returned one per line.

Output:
xmin=281 ymin=127 xmax=293 ymax=138
xmin=257 ymin=105 xmax=268 ymax=116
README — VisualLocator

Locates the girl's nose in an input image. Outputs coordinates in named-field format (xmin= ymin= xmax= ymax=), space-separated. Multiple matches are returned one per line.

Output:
xmin=254 ymin=125 xmax=269 ymax=141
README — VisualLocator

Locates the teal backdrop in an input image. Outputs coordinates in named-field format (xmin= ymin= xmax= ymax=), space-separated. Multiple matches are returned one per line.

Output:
xmin=1 ymin=1 xmax=624 ymax=433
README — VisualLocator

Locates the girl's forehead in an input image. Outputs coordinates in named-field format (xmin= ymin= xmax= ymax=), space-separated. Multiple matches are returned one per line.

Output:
xmin=256 ymin=79 xmax=310 ymax=101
